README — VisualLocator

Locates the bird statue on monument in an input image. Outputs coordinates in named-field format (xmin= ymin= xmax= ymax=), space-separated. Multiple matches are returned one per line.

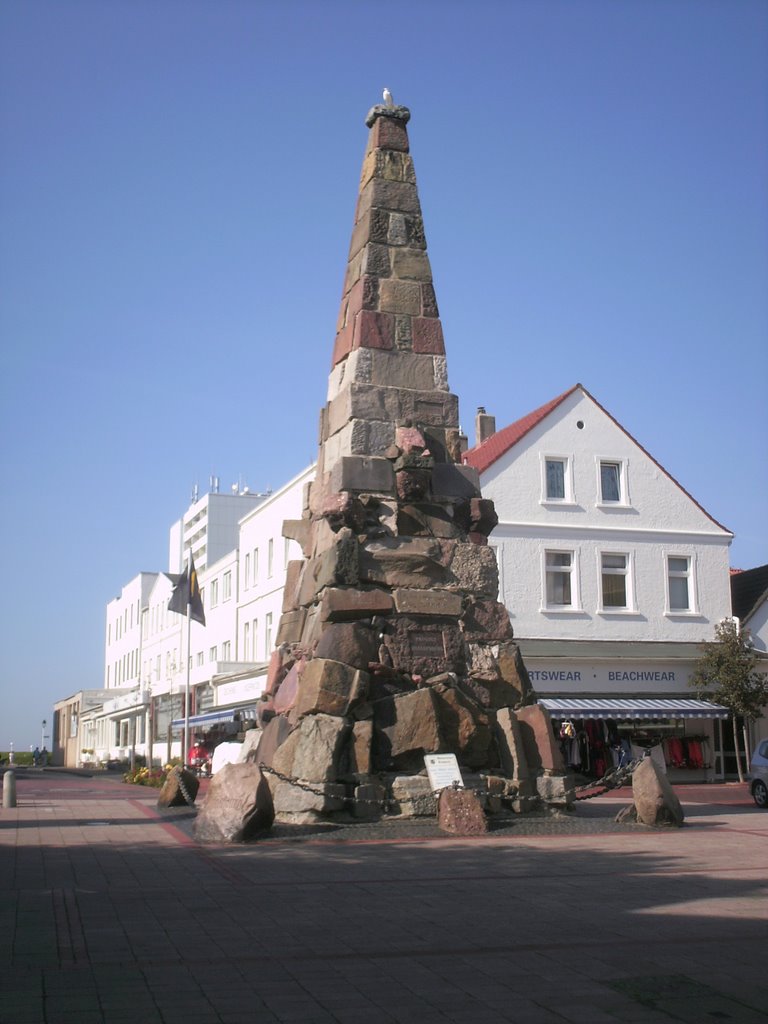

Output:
xmin=383 ymin=87 xmax=394 ymax=107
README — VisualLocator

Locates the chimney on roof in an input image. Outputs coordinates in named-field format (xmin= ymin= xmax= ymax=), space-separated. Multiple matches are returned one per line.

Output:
xmin=475 ymin=407 xmax=496 ymax=445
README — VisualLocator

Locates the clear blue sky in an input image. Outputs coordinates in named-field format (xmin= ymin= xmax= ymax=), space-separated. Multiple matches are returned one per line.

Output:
xmin=1 ymin=0 xmax=766 ymax=751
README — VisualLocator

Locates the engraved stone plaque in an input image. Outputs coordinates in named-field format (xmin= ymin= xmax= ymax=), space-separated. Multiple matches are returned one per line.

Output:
xmin=408 ymin=631 xmax=446 ymax=659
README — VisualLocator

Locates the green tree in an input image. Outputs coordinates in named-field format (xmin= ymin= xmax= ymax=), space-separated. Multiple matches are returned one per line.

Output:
xmin=689 ymin=619 xmax=768 ymax=782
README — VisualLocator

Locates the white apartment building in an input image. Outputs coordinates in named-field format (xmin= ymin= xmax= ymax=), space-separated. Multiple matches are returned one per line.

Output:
xmin=169 ymin=483 xmax=266 ymax=575
xmin=464 ymin=383 xmax=735 ymax=780
xmin=104 ymin=572 xmax=158 ymax=691
xmin=227 ymin=464 xmax=314 ymax=708
xmin=63 ymin=473 xmax=310 ymax=768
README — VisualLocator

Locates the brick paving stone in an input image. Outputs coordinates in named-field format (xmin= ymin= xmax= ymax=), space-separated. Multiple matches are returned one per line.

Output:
xmin=2 ymin=773 xmax=767 ymax=1024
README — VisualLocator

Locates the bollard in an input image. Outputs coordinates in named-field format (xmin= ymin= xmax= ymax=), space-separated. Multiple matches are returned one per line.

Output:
xmin=2 ymin=770 xmax=17 ymax=808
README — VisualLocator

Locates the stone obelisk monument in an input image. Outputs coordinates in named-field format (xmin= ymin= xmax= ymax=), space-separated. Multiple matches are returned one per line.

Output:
xmin=193 ymin=98 xmax=568 ymax=837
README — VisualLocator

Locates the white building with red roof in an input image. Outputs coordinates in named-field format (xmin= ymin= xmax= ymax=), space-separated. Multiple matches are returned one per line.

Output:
xmin=463 ymin=383 xmax=735 ymax=780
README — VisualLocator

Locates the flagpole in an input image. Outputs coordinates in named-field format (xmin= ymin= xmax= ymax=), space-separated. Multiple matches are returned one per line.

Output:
xmin=168 ymin=545 xmax=204 ymax=769
xmin=183 ymin=552 xmax=192 ymax=768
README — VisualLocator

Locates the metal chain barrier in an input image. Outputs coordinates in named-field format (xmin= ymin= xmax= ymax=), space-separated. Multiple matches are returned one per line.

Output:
xmin=573 ymin=758 xmax=641 ymax=800
xmin=173 ymin=765 xmax=196 ymax=806
xmin=259 ymin=763 xmax=393 ymax=812
xmin=258 ymin=760 xmax=642 ymax=809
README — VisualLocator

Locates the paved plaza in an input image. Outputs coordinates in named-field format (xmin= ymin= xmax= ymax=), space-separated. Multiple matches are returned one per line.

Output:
xmin=1 ymin=770 xmax=766 ymax=1024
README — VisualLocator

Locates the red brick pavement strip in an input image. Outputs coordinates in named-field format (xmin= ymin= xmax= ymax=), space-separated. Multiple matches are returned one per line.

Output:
xmin=1 ymin=771 xmax=767 ymax=1024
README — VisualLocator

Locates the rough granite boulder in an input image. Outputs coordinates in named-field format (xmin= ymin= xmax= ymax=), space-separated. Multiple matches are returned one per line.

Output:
xmin=271 ymin=713 xmax=349 ymax=783
xmin=630 ymin=756 xmax=685 ymax=827
xmin=157 ymin=767 xmax=199 ymax=808
xmin=437 ymin=787 xmax=488 ymax=835
xmin=373 ymin=686 xmax=444 ymax=772
xmin=390 ymin=774 xmax=437 ymax=817
xmin=192 ymin=762 xmax=274 ymax=843
xmin=270 ymin=780 xmax=346 ymax=823
xmin=431 ymin=683 xmax=494 ymax=768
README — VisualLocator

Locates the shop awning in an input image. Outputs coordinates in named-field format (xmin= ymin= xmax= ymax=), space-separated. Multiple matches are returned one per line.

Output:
xmin=540 ymin=697 xmax=729 ymax=720
xmin=170 ymin=707 xmax=257 ymax=730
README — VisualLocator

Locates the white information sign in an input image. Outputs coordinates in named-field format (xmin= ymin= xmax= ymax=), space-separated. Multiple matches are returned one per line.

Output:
xmin=424 ymin=753 xmax=464 ymax=793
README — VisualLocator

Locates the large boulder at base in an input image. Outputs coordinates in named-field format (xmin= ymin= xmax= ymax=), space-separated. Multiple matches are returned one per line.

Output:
xmin=631 ymin=757 xmax=685 ymax=827
xmin=248 ymin=715 xmax=292 ymax=769
xmin=494 ymin=707 xmax=530 ymax=782
xmin=271 ymin=713 xmax=349 ymax=783
xmin=536 ymin=772 xmax=576 ymax=809
xmin=373 ymin=687 xmax=444 ymax=772
xmin=438 ymin=787 xmax=488 ymax=835
xmin=390 ymin=775 xmax=437 ymax=817
xmin=271 ymin=780 xmax=346 ymax=823
xmin=515 ymin=704 xmax=564 ymax=772
xmin=157 ymin=767 xmax=199 ymax=808
xmin=431 ymin=682 xmax=494 ymax=768
xmin=193 ymin=762 xmax=274 ymax=843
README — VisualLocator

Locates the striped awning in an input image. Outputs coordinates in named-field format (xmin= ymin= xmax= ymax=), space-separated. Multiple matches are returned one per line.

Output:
xmin=170 ymin=707 xmax=256 ymax=730
xmin=540 ymin=698 xmax=729 ymax=720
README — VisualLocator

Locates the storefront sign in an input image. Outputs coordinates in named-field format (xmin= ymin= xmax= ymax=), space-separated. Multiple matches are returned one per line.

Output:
xmin=216 ymin=676 xmax=266 ymax=705
xmin=527 ymin=662 xmax=694 ymax=694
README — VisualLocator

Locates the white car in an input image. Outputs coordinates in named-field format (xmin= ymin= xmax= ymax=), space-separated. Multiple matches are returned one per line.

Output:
xmin=748 ymin=737 xmax=768 ymax=808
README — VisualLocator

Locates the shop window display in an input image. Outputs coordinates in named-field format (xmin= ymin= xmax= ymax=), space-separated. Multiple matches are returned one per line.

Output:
xmin=554 ymin=718 xmax=712 ymax=778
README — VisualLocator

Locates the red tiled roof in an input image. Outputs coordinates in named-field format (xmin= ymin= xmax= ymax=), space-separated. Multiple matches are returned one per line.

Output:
xmin=462 ymin=385 xmax=579 ymax=474
xmin=462 ymin=383 xmax=732 ymax=535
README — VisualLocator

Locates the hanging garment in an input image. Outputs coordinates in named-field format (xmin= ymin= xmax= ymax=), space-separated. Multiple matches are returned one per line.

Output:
xmin=686 ymin=739 xmax=704 ymax=770
xmin=665 ymin=737 xmax=686 ymax=768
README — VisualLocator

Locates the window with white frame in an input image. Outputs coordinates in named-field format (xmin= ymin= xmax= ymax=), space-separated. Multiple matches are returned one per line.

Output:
xmin=209 ymin=579 xmax=219 ymax=607
xmin=244 ymin=553 xmax=250 ymax=589
xmin=600 ymin=552 xmax=630 ymax=609
xmin=223 ymin=571 xmax=232 ymax=601
xmin=209 ymin=645 xmax=218 ymax=663
xmin=196 ymin=651 xmax=204 ymax=667
xmin=265 ymin=612 xmax=273 ymax=653
xmin=253 ymin=548 xmax=259 ymax=582
xmin=667 ymin=555 xmax=693 ymax=612
xmin=544 ymin=458 xmax=569 ymax=501
xmin=243 ymin=621 xmax=250 ymax=659
xmin=544 ymin=456 xmax=573 ymax=503
xmin=252 ymin=618 xmax=258 ymax=661
xmin=267 ymin=539 xmax=274 ymax=578
xmin=544 ymin=550 xmax=576 ymax=608
xmin=598 ymin=460 xmax=625 ymax=504
xmin=222 ymin=640 xmax=231 ymax=660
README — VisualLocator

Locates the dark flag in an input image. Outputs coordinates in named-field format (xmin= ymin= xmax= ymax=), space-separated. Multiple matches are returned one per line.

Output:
xmin=168 ymin=551 xmax=206 ymax=626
